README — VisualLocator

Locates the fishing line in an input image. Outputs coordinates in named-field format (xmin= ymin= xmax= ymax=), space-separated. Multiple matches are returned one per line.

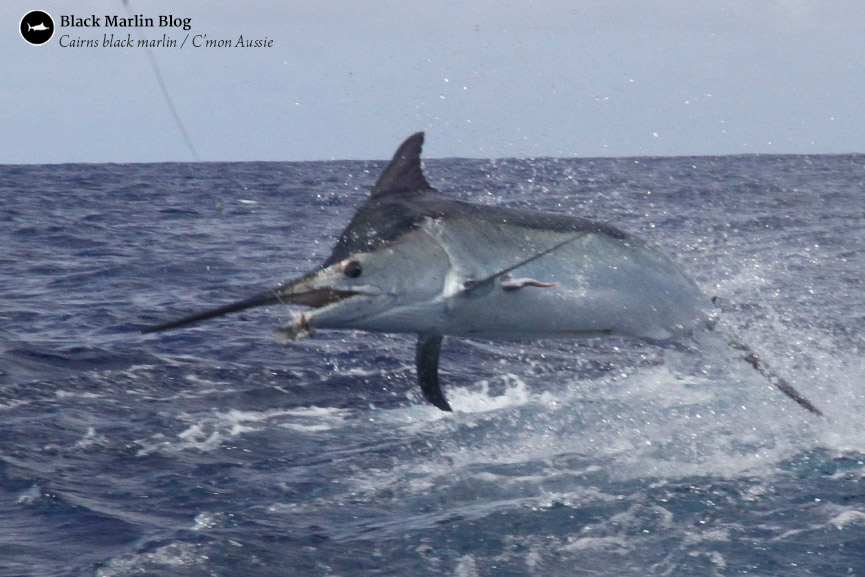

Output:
xmin=122 ymin=1 xmax=258 ymax=209
xmin=122 ymin=0 xmax=200 ymax=161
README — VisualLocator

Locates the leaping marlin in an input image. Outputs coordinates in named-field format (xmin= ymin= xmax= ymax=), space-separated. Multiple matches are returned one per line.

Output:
xmin=142 ymin=132 xmax=823 ymax=416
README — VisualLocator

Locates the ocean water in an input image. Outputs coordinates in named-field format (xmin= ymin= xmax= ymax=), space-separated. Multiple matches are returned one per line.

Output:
xmin=1 ymin=154 xmax=864 ymax=576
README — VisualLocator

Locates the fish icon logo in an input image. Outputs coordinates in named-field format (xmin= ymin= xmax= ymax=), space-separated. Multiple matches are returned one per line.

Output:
xmin=20 ymin=10 xmax=54 ymax=45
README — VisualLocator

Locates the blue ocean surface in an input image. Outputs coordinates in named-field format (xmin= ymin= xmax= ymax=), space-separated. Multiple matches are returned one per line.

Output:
xmin=1 ymin=154 xmax=864 ymax=576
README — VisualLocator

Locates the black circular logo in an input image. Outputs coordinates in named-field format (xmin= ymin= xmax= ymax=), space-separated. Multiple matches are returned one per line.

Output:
xmin=20 ymin=10 xmax=54 ymax=45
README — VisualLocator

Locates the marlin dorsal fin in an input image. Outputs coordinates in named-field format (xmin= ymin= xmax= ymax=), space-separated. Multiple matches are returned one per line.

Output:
xmin=371 ymin=132 xmax=433 ymax=196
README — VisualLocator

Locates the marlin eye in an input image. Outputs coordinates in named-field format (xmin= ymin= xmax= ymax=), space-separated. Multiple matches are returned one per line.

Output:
xmin=343 ymin=260 xmax=363 ymax=278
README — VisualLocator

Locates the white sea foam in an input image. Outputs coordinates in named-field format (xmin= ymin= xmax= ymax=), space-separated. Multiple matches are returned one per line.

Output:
xmin=829 ymin=509 xmax=865 ymax=530
xmin=453 ymin=555 xmax=479 ymax=577
xmin=15 ymin=484 xmax=42 ymax=505
xmin=96 ymin=542 xmax=207 ymax=577
xmin=561 ymin=535 xmax=630 ymax=553
xmin=137 ymin=406 xmax=350 ymax=455
xmin=74 ymin=426 xmax=108 ymax=449
xmin=448 ymin=374 xmax=534 ymax=413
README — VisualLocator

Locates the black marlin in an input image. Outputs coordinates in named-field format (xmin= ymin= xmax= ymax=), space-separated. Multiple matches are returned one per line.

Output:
xmin=143 ymin=132 xmax=822 ymax=416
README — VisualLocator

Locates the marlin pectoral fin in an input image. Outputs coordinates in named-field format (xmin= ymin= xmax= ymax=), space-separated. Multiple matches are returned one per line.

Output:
xmin=462 ymin=232 xmax=585 ymax=296
xmin=501 ymin=278 xmax=558 ymax=291
xmin=416 ymin=334 xmax=451 ymax=411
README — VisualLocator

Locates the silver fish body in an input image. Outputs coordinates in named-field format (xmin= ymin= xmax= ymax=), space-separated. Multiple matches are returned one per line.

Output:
xmin=143 ymin=132 xmax=821 ymax=416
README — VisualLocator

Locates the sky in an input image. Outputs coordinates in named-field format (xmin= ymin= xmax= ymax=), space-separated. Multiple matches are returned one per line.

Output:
xmin=3 ymin=0 xmax=865 ymax=164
